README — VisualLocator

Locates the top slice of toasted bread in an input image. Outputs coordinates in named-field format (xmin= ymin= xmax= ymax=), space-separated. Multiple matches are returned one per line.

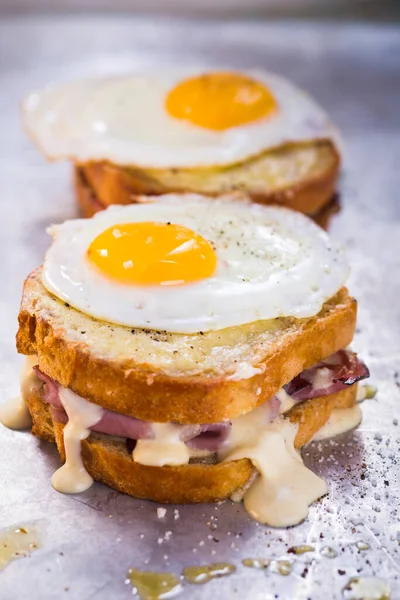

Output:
xmin=17 ymin=269 xmax=356 ymax=424
xmin=78 ymin=139 xmax=340 ymax=217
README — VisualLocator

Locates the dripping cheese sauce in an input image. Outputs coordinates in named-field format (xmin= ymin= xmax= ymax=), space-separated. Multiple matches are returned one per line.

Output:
xmin=1 ymin=357 xmax=363 ymax=527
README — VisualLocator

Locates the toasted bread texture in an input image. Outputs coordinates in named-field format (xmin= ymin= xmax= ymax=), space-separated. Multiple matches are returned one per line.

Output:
xmin=75 ymin=139 xmax=340 ymax=218
xmin=17 ymin=269 xmax=357 ymax=424
xmin=75 ymin=140 xmax=340 ymax=220
xmin=74 ymin=165 xmax=340 ymax=230
xmin=27 ymin=383 xmax=357 ymax=503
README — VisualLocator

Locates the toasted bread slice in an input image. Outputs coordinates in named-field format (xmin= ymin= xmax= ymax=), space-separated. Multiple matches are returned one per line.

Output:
xmin=17 ymin=269 xmax=356 ymax=424
xmin=76 ymin=139 xmax=339 ymax=218
xmin=27 ymin=383 xmax=357 ymax=503
xmin=74 ymin=165 xmax=340 ymax=230
xmin=311 ymin=195 xmax=340 ymax=230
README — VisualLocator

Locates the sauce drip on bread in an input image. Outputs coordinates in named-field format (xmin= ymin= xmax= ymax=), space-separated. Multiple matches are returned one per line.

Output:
xmin=51 ymin=388 xmax=103 ymax=494
xmin=218 ymin=405 xmax=328 ymax=526
xmin=2 ymin=352 xmax=368 ymax=526
xmin=0 ymin=356 xmax=38 ymax=430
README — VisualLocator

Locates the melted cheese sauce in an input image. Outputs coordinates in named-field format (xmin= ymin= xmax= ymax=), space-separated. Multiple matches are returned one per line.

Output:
xmin=5 ymin=359 xmax=362 ymax=526
xmin=275 ymin=388 xmax=295 ymax=413
xmin=49 ymin=397 xmax=361 ymax=519
xmin=133 ymin=423 xmax=190 ymax=466
xmin=227 ymin=362 xmax=263 ymax=381
xmin=51 ymin=388 xmax=103 ymax=494
xmin=0 ymin=356 xmax=39 ymax=430
xmin=312 ymin=404 xmax=362 ymax=441
xmin=218 ymin=404 xmax=327 ymax=526
xmin=311 ymin=366 xmax=333 ymax=389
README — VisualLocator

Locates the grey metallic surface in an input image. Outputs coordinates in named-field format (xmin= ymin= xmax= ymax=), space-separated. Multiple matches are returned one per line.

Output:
xmin=0 ymin=15 xmax=399 ymax=600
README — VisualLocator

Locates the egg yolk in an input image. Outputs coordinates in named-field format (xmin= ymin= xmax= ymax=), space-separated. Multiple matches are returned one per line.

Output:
xmin=87 ymin=222 xmax=217 ymax=286
xmin=165 ymin=72 xmax=277 ymax=131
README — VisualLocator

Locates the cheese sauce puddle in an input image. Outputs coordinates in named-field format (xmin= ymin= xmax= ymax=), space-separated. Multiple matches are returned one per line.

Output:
xmin=0 ymin=524 xmax=40 ymax=570
xmin=127 ymin=568 xmax=182 ymax=600
xmin=342 ymin=576 xmax=390 ymax=600
xmin=312 ymin=404 xmax=362 ymax=441
xmin=182 ymin=562 xmax=236 ymax=584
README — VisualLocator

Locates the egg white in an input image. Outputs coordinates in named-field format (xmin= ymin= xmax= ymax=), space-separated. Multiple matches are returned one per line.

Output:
xmin=22 ymin=69 xmax=339 ymax=169
xmin=42 ymin=194 xmax=349 ymax=334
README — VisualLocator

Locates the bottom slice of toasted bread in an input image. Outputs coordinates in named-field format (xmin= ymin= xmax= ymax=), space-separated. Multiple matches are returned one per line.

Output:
xmin=27 ymin=383 xmax=357 ymax=504
xmin=74 ymin=164 xmax=340 ymax=230
xmin=76 ymin=138 xmax=340 ymax=216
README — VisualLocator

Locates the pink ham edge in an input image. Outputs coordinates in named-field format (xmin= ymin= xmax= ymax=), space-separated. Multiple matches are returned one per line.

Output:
xmin=34 ymin=367 xmax=153 ymax=440
xmin=33 ymin=367 xmax=226 ymax=449
xmin=32 ymin=349 xmax=369 ymax=452
xmin=186 ymin=423 xmax=231 ymax=451
xmin=284 ymin=349 xmax=369 ymax=402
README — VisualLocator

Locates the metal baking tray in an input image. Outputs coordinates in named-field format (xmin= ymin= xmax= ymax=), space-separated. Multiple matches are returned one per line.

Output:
xmin=0 ymin=14 xmax=399 ymax=600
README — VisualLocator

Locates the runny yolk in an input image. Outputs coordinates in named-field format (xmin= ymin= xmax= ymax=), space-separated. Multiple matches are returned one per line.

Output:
xmin=165 ymin=72 xmax=277 ymax=131
xmin=87 ymin=222 xmax=217 ymax=286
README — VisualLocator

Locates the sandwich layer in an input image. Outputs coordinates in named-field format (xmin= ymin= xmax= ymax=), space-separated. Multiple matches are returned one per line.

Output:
xmin=74 ymin=165 xmax=340 ymax=230
xmin=75 ymin=139 xmax=340 ymax=218
xmin=17 ymin=269 xmax=357 ymax=424
xmin=27 ymin=382 xmax=358 ymax=504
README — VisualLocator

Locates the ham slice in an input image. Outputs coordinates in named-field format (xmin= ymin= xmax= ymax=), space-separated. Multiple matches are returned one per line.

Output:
xmin=185 ymin=394 xmax=281 ymax=451
xmin=32 ymin=349 xmax=368 ymax=452
xmin=284 ymin=350 xmax=369 ymax=402
xmin=186 ymin=423 xmax=231 ymax=451
xmin=34 ymin=368 xmax=230 ymax=450
xmin=34 ymin=367 xmax=153 ymax=440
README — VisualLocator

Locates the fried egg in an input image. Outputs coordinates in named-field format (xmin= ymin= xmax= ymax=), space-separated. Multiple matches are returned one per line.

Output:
xmin=42 ymin=194 xmax=348 ymax=333
xmin=22 ymin=69 xmax=338 ymax=168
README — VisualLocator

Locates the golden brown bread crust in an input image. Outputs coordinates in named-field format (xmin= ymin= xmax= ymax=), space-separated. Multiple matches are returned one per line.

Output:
xmin=74 ymin=165 xmax=340 ymax=230
xmin=28 ymin=390 xmax=55 ymax=443
xmin=75 ymin=166 xmax=105 ymax=217
xmin=74 ymin=166 xmax=341 ymax=234
xmin=17 ymin=270 xmax=357 ymax=424
xmin=75 ymin=139 xmax=340 ymax=218
xmin=312 ymin=195 xmax=340 ymax=230
xmin=26 ymin=383 xmax=357 ymax=503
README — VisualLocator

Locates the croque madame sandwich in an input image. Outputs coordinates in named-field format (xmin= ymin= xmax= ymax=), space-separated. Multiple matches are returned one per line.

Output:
xmin=22 ymin=70 xmax=340 ymax=227
xmin=5 ymin=194 xmax=369 ymax=527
